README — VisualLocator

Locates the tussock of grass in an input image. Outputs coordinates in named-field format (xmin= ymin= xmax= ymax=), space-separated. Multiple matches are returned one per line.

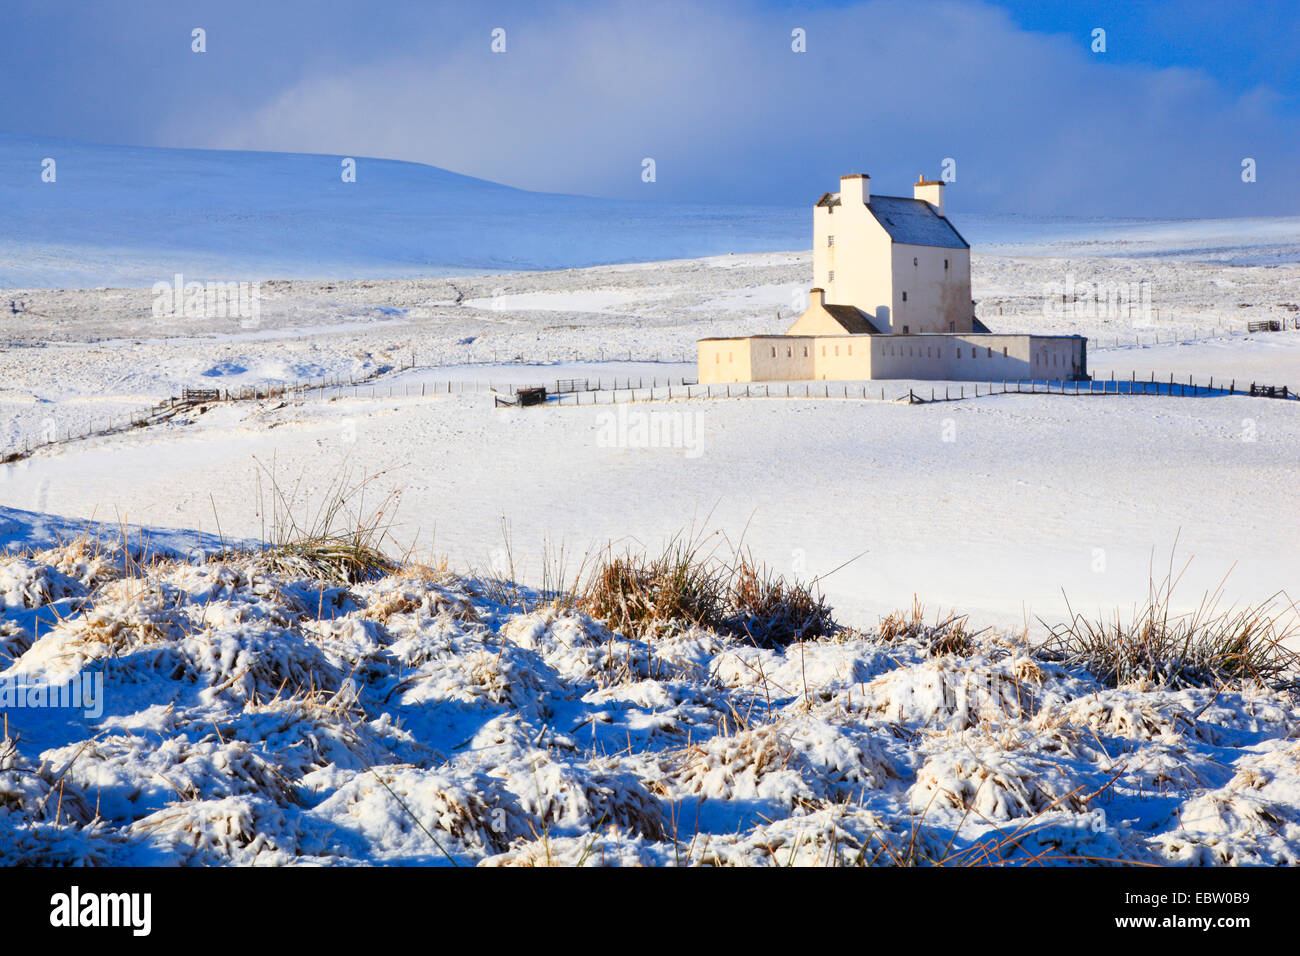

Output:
xmin=728 ymin=555 xmax=835 ymax=646
xmin=581 ymin=533 xmax=724 ymax=638
xmin=253 ymin=460 xmax=399 ymax=585
xmin=877 ymin=596 xmax=978 ymax=657
xmin=1040 ymin=556 xmax=1299 ymax=690
xmin=579 ymin=533 xmax=835 ymax=647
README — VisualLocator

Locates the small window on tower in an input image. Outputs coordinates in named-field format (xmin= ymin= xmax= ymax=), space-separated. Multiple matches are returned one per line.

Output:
xmin=827 ymin=235 xmax=835 ymax=247
xmin=913 ymin=257 xmax=918 ymax=267
xmin=902 ymin=291 xmax=907 ymax=302
xmin=828 ymin=270 xmax=835 ymax=282
xmin=944 ymin=259 xmax=949 ymax=270
xmin=771 ymin=346 xmax=777 ymax=358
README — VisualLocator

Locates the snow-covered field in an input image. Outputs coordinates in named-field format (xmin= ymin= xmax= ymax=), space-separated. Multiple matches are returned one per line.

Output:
xmin=3 ymin=245 xmax=1298 ymax=635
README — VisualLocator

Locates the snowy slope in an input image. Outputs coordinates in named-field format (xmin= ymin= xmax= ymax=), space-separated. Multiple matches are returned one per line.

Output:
xmin=6 ymin=133 xmax=1300 ymax=290
xmin=0 ymin=132 xmax=806 ymax=288
xmin=959 ymin=214 xmax=1300 ymax=266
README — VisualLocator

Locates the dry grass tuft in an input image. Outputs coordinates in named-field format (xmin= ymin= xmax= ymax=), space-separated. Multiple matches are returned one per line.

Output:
xmin=877 ymin=596 xmax=978 ymax=657
xmin=727 ymin=555 xmax=835 ymax=647
xmin=579 ymin=532 xmax=835 ymax=647
xmin=252 ymin=460 xmax=400 ymax=585
xmin=581 ymin=532 xmax=724 ymax=639
xmin=1041 ymin=556 xmax=1299 ymax=690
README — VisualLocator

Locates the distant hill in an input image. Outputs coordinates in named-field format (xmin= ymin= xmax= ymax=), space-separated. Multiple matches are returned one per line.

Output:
xmin=0 ymin=133 xmax=805 ymax=288
xmin=3 ymin=132 xmax=1297 ymax=288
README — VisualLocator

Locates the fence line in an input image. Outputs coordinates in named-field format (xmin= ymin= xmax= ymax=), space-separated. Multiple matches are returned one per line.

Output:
xmin=1084 ymin=317 xmax=1300 ymax=352
xmin=508 ymin=371 xmax=1298 ymax=409
xmin=2 ymin=354 xmax=420 ymax=464
xmin=2 ymin=358 xmax=698 ymax=462
xmin=9 ymin=344 xmax=1296 ymax=463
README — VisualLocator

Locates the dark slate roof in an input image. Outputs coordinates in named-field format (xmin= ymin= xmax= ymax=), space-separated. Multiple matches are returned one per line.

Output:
xmin=824 ymin=304 xmax=883 ymax=334
xmin=818 ymin=192 xmax=968 ymax=249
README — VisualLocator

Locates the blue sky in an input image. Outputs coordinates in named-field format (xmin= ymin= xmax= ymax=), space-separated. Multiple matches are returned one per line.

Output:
xmin=1 ymin=0 xmax=1295 ymax=217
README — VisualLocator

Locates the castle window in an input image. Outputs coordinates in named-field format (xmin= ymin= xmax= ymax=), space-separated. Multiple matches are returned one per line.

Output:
xmin=1003 ymin=347 xmax=1008 ymax=357
xmin=913 ymin=257 xmax=918 ymax=267
xmin=715 ymin=353 xmax=719 ymax=364
xmin=828 ymin=270 xmax=835 ymax=282
xmin=771 ymin=346 xmax=777 ymax=358
xmin=803 ymin=346 xmax=808 ymax=357
xmin=949 ymin=322 xmax=955 ymax=332
xmin=944 ymin=259 xmax=949 ymax=270
xmin=987 ymin=347 xmax=992 ymax=358
xmin=834 ymin=345 xmax=839 ymax=356
xmin=901 ymin=291 xmax=907 ymax=302
xmin=902 ymin=325 xmax=909 ymax=334
xmin=822 ymin=346 xmax=826 ymax=356
xmin=957 ymin=348 xmax=962 ymax=358
xmin=848 ymin=344 xmax=852 ymax=355
xmin=786 ymin=346 xmax=792 ymax=357
xmin=827 ymin=235 xmax=835 ymax=247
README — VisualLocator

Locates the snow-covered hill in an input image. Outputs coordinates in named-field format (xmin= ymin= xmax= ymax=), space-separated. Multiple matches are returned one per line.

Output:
xmin=0 ymin=132 xmax=806 ymax=288
xmin=7 ymin=133 xmax=1300 ymax=290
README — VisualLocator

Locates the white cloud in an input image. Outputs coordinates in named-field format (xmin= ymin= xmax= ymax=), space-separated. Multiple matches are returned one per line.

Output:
xmin=165 ymin=0 xmax=1297 ymax=216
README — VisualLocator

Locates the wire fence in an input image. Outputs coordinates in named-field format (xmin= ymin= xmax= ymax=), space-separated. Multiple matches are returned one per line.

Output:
xmin=502 ymin=372 xmax=1298 ymax=408
xmin=8 ymin=344 xmax=1296 ymax=462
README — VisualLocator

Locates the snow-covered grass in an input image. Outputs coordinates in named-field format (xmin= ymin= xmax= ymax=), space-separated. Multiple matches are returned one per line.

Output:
xmin=1041 ymin=554 xmax=1298 ymax=689
xmin=1 ymin=529 xmax=1295 ymax=866
xmin=578 ymin=531 xmax=836 ymax=647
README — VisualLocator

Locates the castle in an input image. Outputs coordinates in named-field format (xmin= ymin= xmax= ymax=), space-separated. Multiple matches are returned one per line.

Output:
xmin=698 ymin=174 xmax=1088 ymax=384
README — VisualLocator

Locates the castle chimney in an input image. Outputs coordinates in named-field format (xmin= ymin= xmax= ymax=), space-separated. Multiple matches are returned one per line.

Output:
xmin=914 ymin=174 xmax=945 ymax=217
xmin=840 ymin=173 xmax=869 ymax=206
xmin=809 ymin=287 xmax=825 ymax=308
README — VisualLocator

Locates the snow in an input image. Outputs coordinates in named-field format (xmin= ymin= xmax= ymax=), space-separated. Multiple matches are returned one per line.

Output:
xmin=3 ymin=363 xmax=1295 ymax=638
xmin=2 ymin=236 xmax=1298 ymax=637
xmin=1 ymin=547 xmax=1295 ymax=866
xmin=0 ymin=133 xmax=807 ymax=289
